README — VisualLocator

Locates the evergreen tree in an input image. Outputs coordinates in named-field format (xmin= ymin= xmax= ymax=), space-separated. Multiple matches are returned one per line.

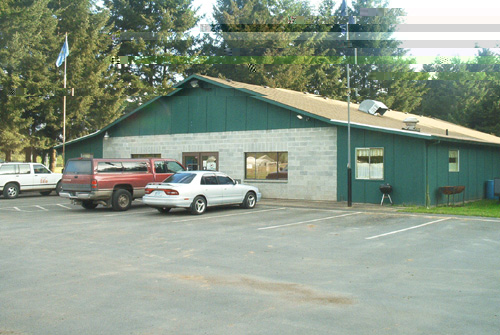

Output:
xmin=341 ymin=0 xmax=427 ymax=112
xmin=50 ymin=0 xmax=126 ymax=141
xmin=463 ymin=49 xmax=500 ymax=135
xmin=302 ymin=0 xmax=345 ymax=98
xmin=103 ymin=0 xmax=202 ymax=96
xmin=416 ymin=50 xmax=500 ymax=136
xmin=206 ymin=0 xmax=333 ymax=92
xmin=0 ymin=0 xmax=127 ymax=166
xmin=0 ymin=0 xmax=58 ymax=162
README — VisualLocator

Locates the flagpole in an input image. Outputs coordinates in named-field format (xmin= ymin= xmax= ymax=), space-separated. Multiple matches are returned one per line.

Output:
xmin=62 ymin=32 xmax=67 ymax=165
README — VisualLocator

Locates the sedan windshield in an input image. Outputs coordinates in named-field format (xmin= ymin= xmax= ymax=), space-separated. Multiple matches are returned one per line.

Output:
xmin=163 ymin=173 xmax=196 ymax=184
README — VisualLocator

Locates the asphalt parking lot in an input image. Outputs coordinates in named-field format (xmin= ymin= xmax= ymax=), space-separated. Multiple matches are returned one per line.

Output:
xmin=1 ymin=195 xmax=499 ymax=335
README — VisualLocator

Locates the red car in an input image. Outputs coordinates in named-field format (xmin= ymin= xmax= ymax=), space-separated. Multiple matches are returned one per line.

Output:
xmin=59 ymin=157 xmax=185 ymax=211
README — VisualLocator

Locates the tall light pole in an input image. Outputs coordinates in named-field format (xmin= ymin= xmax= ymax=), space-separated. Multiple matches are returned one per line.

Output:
xmin=342 ymin=0 xmax=354 ymax=207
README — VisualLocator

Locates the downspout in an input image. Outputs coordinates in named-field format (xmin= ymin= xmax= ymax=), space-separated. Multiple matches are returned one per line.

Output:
xmin=425 ymin=140 xmax=441 ymax=208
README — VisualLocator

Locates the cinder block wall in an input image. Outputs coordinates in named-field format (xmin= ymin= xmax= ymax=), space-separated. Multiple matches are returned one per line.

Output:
xmin=103 ymin=127 xmax=337 ymax=201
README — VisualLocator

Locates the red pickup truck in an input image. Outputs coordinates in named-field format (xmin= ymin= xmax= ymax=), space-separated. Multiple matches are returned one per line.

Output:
xmin=59 ymin=157 xmax=185 ymax=211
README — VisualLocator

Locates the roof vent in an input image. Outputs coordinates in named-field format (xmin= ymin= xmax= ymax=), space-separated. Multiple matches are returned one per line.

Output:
xmin=403 ymin=117 xmax=420 ymax=132
xmin=358 ymin=100 xmax=389 ymax=116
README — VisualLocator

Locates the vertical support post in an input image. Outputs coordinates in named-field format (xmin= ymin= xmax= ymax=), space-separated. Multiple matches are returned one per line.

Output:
xmin=346 ymin=14 xmax=352 ymax=207
xmin=62 ymin=32 xmax=67 ymax=165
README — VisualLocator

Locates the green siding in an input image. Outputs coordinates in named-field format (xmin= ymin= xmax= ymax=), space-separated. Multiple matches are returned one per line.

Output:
xmin=338 ymin=128 xmax=500 ymax=206
xmin=64 ymin=135 xmax=103 ymax=162
xmin=138 ymin=104 xmax=156 ymax=136
xmin=154 ymin=99 xmax=171 ymax=134
xmin=226 ymin=96 xmax=247 ymax=131
xmin=100 ymin=88 xmax=323 ymax=140
xmin=188 ymin=96 xmax=207 ymax=133
xmin=246 ymin=98 xmax=268 ymax=130
xmin=337 ymin=127 xmax=426 ymax=205
xmin=429 ymin=142 xmax=500 ymax=205
xmin=207 ymin=97 xmax=226 ymax=132
xmin=170 ymin=97 xmax=189 ymax=134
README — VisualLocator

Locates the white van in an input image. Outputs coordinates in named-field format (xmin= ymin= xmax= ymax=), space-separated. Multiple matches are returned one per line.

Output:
xmin=0 ymin=162 xmax=62 ymax=199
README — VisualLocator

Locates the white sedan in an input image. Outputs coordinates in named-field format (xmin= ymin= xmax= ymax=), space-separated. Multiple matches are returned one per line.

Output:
xmin=142 ymin=171 xmax=262 ymax=215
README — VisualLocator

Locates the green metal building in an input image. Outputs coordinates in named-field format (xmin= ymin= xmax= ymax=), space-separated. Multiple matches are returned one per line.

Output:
xmin=58 ymin=74 xmax=500 ymax=206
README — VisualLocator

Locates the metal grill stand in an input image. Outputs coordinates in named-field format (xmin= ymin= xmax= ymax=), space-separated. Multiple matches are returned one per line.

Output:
xmin=380 ymin=193 xmax=392 ymax=206
xmin=379 ymin=184 xmax=393 ymax=206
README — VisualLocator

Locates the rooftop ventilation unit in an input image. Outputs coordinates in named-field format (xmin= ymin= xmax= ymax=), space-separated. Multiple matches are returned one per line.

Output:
xmin=358 ymin=100 xmax=389 ymax=116
xmin=402 ymin=117 xmax=420 ymax=132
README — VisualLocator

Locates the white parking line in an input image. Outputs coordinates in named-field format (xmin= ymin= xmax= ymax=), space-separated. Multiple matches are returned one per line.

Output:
xmin=258 ymin=212 xmax=362 ymax=230
xmin=365 ymin=218 xmax=451 ymax=240
xmin=103 ymin=209 xmax=158 ymax=217
xmin=170 ymin=207 xmax=287 ymax=223
xmin=35 ymin=205 xmax=48 ymax=211
xmin=57 ymin=204 xmax=72 ymax=209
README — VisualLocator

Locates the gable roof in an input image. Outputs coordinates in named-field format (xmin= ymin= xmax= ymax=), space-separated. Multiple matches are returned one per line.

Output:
xmin=193 ymin=74 xmax=500 ymax=146
xmin=58 ymin=74 xmax=500 ymax=148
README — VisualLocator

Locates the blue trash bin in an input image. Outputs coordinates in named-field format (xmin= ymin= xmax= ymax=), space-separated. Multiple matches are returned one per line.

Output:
xmin=485 ymin=180 xmax=498 ymax=200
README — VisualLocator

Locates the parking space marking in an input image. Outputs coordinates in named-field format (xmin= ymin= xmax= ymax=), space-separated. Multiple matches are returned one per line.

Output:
xmin=103 ymin=209 xmax=158 ymax=217
xmin=170 ymin=207 xmax=287 ymax=223
xmin=258 ymin=212 xmax=362 ymax=230
xmin=56 ymin=204 xmax=72 ymax=209
xmin=365 ymin=217 xmax=451 ymax=240
xmin=35 ymin=205 xmax=48 ymax=211
xmin=0 ymin=207 xmax=28 ymax=212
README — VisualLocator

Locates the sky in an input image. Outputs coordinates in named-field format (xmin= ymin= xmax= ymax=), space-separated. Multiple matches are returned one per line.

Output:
xmin=191 ymin=0 xmax=500 ymax=60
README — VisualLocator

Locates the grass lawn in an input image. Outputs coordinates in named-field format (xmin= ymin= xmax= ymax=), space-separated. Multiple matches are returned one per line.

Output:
xmin=401 ymin=199 xmax=500 ymax=218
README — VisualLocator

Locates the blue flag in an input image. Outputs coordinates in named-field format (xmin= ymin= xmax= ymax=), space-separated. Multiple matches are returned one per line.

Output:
xmin=56 ymin=35 xmax=69 ymax=67
xmin=340 ymin=0 xmax=347 ymax=16
xmin=340 ymin=0 xmax=355 ymax=34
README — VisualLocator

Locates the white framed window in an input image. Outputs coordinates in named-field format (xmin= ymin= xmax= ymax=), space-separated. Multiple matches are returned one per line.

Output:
xmin=356 ymin=148 xmax=384 ymax=180
xmin=449 ymin=149 xmax=459 ymax=172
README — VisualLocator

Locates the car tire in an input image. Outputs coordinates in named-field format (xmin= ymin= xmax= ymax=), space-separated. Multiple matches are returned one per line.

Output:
xmin=241 ymin=192 xmax=257 ymax=209
xmin=40 ymin=191 xmax=52 ymax=196
xmin=3 ymin=183 xmax=19 ymax=199
xmin=55 ymin=181 xmax=62 ymax=196
xmin=112 ymin=189 xmax=132 ymax=211
xmin=157 ymin=207 xmax=171 ymax=214
xmin=81 ymin=201 xmax=98 ymax=210
xmin=190 ymin=196 xmax=206 ymax=215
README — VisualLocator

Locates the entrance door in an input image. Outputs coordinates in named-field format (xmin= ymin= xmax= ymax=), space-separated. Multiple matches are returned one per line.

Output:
xmin=183 ymin=152 xmax=218 ymax=171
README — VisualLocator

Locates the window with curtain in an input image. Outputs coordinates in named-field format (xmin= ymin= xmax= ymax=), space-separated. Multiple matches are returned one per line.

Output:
xmin=449 ymin=150 xmax=459 ymax=172
xmin=356 ymin=148 xmax=384 ymax=180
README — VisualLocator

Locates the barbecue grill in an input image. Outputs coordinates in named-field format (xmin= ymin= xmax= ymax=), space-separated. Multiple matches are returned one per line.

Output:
xmin=379 ymin=183 xmax=393 ymax=205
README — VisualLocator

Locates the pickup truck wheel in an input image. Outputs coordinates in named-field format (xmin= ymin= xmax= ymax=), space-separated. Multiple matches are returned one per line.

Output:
xmin=3 ymin=183 xmax=19 ymax=199
xmin=55 ymin=181 xmax=62 ymax=196
xmin=81 ymin=201 xmax=98 ymax=209
xmin=157 ymin=207 xmax=171 ymax=214
xmin=190 ymin=196 xmax=206 ymax=215
xmin=112 ymin=189 xmax=132 ymax=211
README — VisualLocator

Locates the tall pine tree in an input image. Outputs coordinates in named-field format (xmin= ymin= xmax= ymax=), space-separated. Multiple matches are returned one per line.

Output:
xmin=104 ymin=0 xmax=202 ymax=96
xmin=342 ymin=0 xmax=427 ymax=112
xmin=0 ymin=0 xmax=58 ymax=162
